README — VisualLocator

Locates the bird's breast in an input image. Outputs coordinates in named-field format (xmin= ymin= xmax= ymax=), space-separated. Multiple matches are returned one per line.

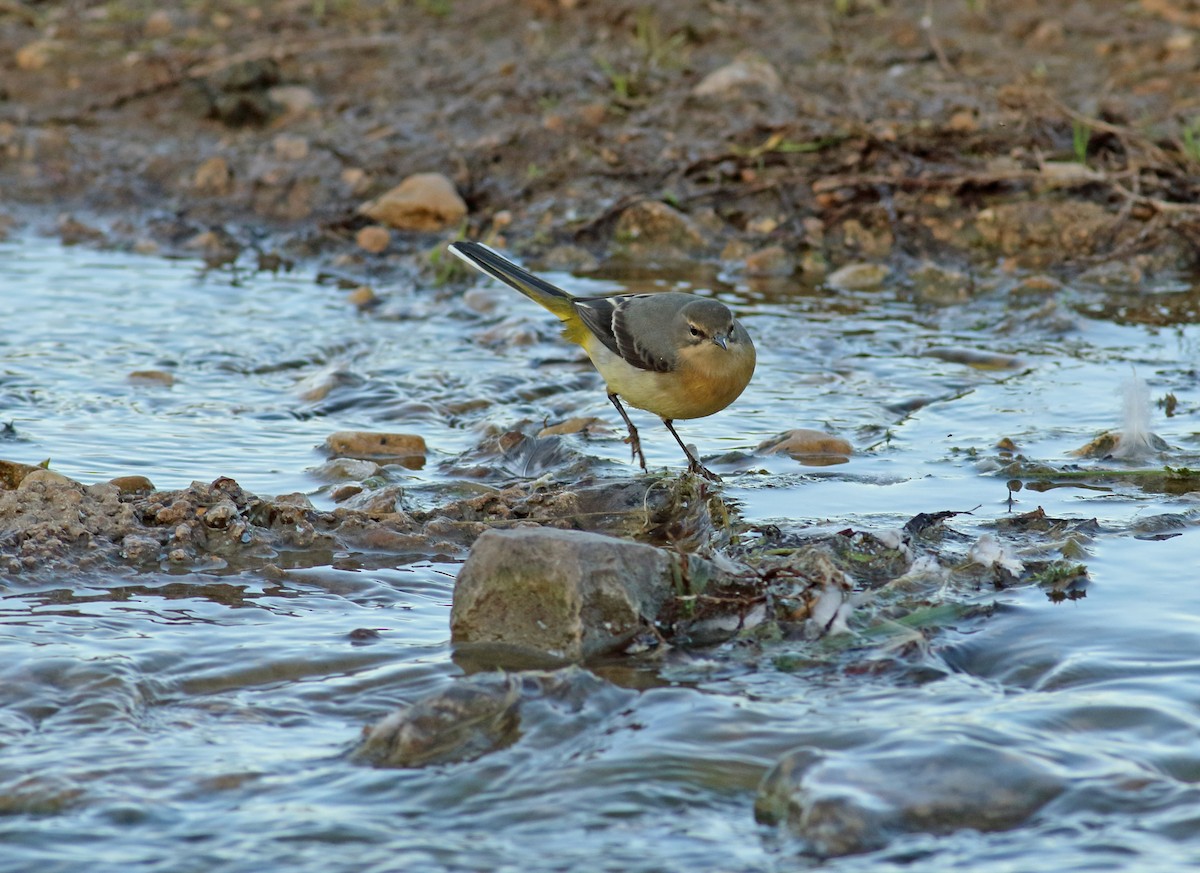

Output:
xmin=583 ymin=338 xmax=755 ymax=420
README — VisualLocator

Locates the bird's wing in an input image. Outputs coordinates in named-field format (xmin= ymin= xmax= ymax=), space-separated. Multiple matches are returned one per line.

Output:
xmin=575 ymin=295 xmax=673 ymax=373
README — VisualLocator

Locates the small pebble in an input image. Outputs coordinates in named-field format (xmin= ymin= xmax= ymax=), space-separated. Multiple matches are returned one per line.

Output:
xmin=355 ymin=225 xmax=391 ymax=254
xmin=325 ymin=431 xmax=427 ymax=460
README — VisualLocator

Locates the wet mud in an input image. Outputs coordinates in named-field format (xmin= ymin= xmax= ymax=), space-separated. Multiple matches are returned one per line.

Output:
xmin=2 ymin=0 xmax=1199 ymax=278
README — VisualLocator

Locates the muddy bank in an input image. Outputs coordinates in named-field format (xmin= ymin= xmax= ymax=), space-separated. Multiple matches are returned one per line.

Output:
xmin=2 ymin=0 xmax=1199 ymax=281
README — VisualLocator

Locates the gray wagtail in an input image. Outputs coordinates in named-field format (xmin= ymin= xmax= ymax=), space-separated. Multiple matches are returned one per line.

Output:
xmin=448 ymin=241 xmax=756 ymax=481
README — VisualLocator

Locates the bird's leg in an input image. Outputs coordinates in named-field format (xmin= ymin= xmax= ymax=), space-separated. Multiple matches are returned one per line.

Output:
xmin=661 ymin=419 xmax=721 ymax=482
xmin=608 ymin=393 xmax=648 ymax=472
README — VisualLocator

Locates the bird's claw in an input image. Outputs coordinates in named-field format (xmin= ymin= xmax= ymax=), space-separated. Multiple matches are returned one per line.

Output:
xmin=623 ymin=430 xmax=648 ymax=471
xmin=686 ymin=460 xmax=722 ymax=482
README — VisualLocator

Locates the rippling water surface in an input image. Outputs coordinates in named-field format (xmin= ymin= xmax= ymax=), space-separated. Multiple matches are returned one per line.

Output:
xmin=2 ymin=235 xmax=1199 ymax=871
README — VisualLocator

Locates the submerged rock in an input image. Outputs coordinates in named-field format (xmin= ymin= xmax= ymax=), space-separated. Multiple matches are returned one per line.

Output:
xmin=353 ymin=673 xmax=522 ymax=768
xmin=536 ymin=416 xmax=604 ymax=438
xmin=756 ymin=429 xmax=853 ymax=465
xmin=925 ymin=347 xmax=1024 ymax=370
xmin=756 ymin=733 xmax=1065 ymax=857
xmin=353 ymin=667 xmax=626 ymax=768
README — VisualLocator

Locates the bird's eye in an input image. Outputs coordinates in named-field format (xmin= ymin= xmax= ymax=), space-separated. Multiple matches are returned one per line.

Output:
xmin=689 ymin=325 xmax=702 ymax=337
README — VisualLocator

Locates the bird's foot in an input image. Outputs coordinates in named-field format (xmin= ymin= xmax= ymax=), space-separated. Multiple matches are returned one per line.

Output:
xmin=685 ymin=458 xmax=722 ymax=482
xmin=609 ymin=393 xmax=648 ymax=472
xmin=625 ymin=429 xmax=648 ymax=472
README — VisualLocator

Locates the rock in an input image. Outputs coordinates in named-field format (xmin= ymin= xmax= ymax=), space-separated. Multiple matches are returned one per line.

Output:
xmin=266 ymin=85 xmax=319 ymax=118
xmin=271 ymin=133 xmax=309 ymax=161
xmin=334 ymin=484 xmax=406 ymax=516
xmin=347 ymin=285 xmax=378 ymax=308
xmin=357 ymin=172 xmax=467 ymax=231
xmin=108 ymin=476 xmax=155 ymax=494
xmin=838 ymin=218 xmax=893 ymax=258
xmin=536 ymin=244 xmax=599 ymax=273
xmin=57 ymin=216 xmax=105 ymax=246
xmin=353 ymin=667 xmax=624 ymax=767
xmin=193 ymin=156 xmax=232 ymax=195
xmin=353 ymin=673 xmax=522 ymax=768
xmin=18 ymin=468 xmax=79 ymax=490
xmin=330 ymin=484 xmax=363 ymax=502
xmin=1011 ymin=273 xmax=1063 ymax=296
xmin=127 ymin=369 xmax=176 ymax=386
xmin=0 ymin=460 xmax=41 ymax=490
xmin=308 ymin=457 xmax=383 ymax=482
xmin=743 ymin=245 xmax=794 ymax=277
xmin=826 ymin=262 xmax=890 ymax=291
xmin=925 ymin=347 xmax=1024 ymax=370
xmin=975 ymin=201 xmax=1113 ymax=264
xmin=143 ymin=9 xmax=173 ymax=37
xmin=120 ymin=533 xmax=161 ymax=563
xmin=184 ymin=229 xmax=240 ymax=266
xmin=537 ymin=417 xmax=603 ymax=437
xmin=340 ymin=167 xmax=372 ymax=197
xmin=209 ymin=58 xmax=280 ymax=93
xmin=294 ymin=365 xmax=356 ymax=402
xmin=578 ymin=102 xmax=608 ymax=126
xmin=450 ymin=528 xmax=685 ymax=660
xmin=355 ymin=225 xmax=391 ymax=254
xmin=757 ymin=429 xmax=853 ymax=466
xmin=946 ymin=108 xmax=978 ymax=133
xmin=909 ymin=261 xmax=970 ymax=305
xmin=692 ymin=55 xmax=782 ymax=98
xmin=462 ymin=286 xmax=505 ymax=314
xmin=196 ymin=59 xmax=282 ymax=127
xmin=746 ymin=216 xmax=780 ymax=235
xmin=324 ymin=431 xmax=427 ymax=461
xmin=756 ymin=734 xmax=1064 ymax=857
xmin=15 ymin=40 xmax=61 ymax=72
xmin=613 ymin=200 xmax=706 ymax=256
xmin=1071 ymin=430 xmax=1169 ymax=459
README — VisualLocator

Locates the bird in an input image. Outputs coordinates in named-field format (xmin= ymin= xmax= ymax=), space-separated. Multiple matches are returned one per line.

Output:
xmin=448 ymin=241 xmax=756 ymax=481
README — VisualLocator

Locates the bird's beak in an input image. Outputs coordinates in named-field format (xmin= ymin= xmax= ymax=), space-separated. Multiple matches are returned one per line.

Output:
xmin=712 ymin=333 xmax=728 ymax=350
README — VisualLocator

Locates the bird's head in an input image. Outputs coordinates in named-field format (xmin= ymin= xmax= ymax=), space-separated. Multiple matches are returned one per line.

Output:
xmin=677 ymin=298 xmax=740 ymax=352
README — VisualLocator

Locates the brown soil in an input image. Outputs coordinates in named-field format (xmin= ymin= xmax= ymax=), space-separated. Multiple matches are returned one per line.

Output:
xmin=3 ymin=0 xmax=1200 ymax=278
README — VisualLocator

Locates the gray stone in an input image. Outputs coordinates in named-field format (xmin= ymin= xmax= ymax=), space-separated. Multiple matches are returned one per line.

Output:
xmin=450 ymin=528 xmax=682 ymax=660
xmin=756 ymin=734 xmax=1065 ymax=857
xmin=353 ymin=673 xmax=522 ymax=768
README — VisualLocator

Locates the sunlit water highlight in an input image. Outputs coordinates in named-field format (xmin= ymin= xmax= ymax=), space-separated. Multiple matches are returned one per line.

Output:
xmin=2 ymin=235 xmax=1200 ymax=871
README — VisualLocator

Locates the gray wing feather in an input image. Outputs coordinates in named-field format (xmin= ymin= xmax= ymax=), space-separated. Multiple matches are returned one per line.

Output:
xmin=573 ymin=298 xmax=622 ymax=358
xmin=575 ymin=295 xmax=675 ymax=372
xmin=612 ymin=300 xmax=673 ymax=372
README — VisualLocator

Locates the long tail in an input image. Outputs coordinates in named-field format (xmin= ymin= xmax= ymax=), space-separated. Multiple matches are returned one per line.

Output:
xmin=448 ymin=241 xmax=576 ymax=320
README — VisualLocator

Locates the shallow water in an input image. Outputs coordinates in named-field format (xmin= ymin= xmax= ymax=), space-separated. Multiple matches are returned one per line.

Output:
xmin=2 ymin=235 xmax=1200 ymax=871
